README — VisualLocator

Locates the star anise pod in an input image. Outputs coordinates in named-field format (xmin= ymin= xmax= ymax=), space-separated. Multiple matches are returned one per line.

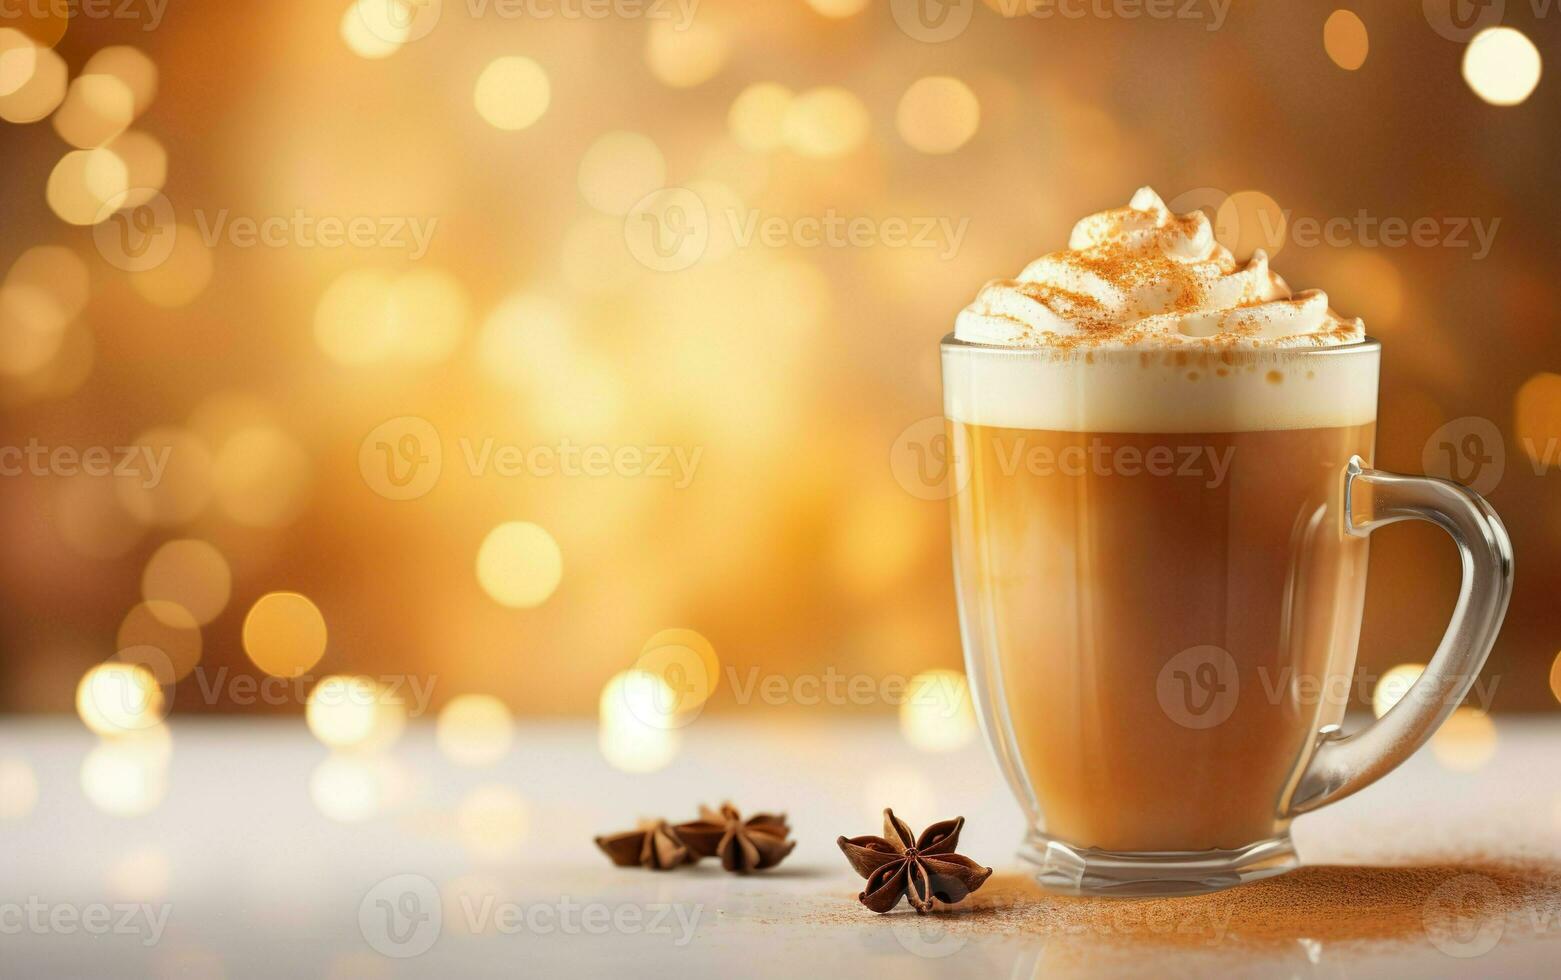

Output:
xmin=675 ymin=803 xmax=796 ymax=873
xmin=594 ymin=819 xmax=695 ymax=871
xmin=837 ymin=809 xmax=992 ymax=913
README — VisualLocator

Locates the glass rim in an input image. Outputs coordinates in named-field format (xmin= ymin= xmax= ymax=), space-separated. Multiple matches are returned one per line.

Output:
xmin=940 ymin=334 xmax=1382 ymax=360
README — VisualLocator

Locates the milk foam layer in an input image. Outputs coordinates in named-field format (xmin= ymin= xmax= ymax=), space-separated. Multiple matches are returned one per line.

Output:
xmin=945 ymin=188 xmax=1377 ymax=433
xmin=955 ymin=188 xmax=1365 ymax=351
xmin=942 ymin=343 xmax=1379 ymax=433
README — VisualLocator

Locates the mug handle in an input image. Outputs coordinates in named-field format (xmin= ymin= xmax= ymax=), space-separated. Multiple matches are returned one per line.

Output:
xmin=1285 ymin=456 xmax=1514 ymax=816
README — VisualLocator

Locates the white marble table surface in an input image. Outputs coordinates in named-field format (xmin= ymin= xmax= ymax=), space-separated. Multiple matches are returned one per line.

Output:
xmin=3 ymin=716 xmax=1559 ymax=978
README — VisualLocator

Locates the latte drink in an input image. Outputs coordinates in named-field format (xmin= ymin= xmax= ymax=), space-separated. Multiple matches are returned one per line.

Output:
xmin=946 ymin=188 xmax=1384 ymax=871
xmin=945 ymin=348 xmax=1378 ymax=852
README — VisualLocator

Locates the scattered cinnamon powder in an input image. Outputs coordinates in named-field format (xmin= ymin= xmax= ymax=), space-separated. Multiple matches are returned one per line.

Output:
xmin=808 ymin=861 xmax=1561 ymax=952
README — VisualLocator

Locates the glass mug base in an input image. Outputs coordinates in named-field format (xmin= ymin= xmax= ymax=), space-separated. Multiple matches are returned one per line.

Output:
xmin=1018 ymin=831 xmax=1299 ymax=898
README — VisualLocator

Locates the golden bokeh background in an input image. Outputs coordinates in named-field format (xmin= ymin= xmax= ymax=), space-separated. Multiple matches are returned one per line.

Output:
xmin=2 ymin=0 xmax=1560 ymax=768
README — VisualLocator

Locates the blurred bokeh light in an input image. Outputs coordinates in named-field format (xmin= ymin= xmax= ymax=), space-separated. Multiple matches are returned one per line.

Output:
xmin=1372 ymin=663 xmax=1427 ymax=719
xmin=475 ymin=521 xmax=563 ymax=609
xmin=598 ymin=670 xmax=679 ymax=772
xmin=0 ymin=756 xmax=39 ymax=820
xmin=76 ymin=662 xmax=165 ymax=736
xmin=473 ymin=56 xmax=550 ymax=131
xmin=456 ymin=783 xmax=529 ymax=859
xmin=1323 ymin=10 xmax=1369 ymax=71
xmin=896 ymin=77 xmax=980 ymax=155
xmin=1431 ymin=707 xmax=1499 ymax=771
xmin=242 ymin=592 xmax=328 ymax=678
xmin=436 ymin=694 xmax=515 ymax=768
xmin=899 ymin=669 xmax=977 ymax=752
xmin=81 ymin=734 xmax=170 ymax=816
xmin=310 ymin=753 xmax=408 ymax=823
xmin=1463 ymin=27 xmax=1542 ymax=106
xmin=141 ymin=539 xmax=232 ymax=625
xmin=306 ymin=675 xmax=406 ymax=751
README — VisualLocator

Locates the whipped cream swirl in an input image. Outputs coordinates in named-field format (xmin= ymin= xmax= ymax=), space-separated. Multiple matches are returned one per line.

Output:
xmin=955 ymin=188 xmax=1365 ymax=350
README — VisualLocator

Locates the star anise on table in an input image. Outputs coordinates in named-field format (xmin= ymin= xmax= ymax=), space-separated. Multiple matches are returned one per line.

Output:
xmin=594 ymin=819 xmax=695 ymax=871
xmin=675 ymin=803 xmax=796 ymax=873
xmin=837 ymin=809 xmax=993 ymax=913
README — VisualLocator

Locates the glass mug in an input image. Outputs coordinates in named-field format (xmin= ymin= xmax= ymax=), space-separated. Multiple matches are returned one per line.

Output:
xmin=941 ymin=336 xmax=1513 ymax=897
